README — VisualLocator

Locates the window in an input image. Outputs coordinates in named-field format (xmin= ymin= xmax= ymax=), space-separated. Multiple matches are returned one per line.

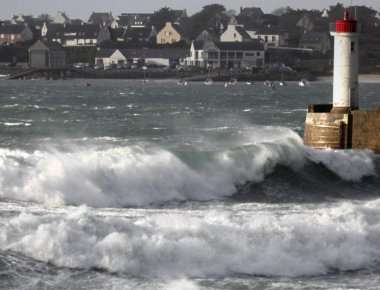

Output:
xmin=236 ymin=52 xmax=243 ymax=59
xmin=245 ymin=53 xmax=255 ymax=57
xmin=256 ymin=52 xmax=261 ymax=56
xmin=221 ymin=52 xmax=227 ymax=59
xmin=228 ymin=52 xmax=235 ymax=58
xmin=272 ymin=36 xmax=276 ymax=42
xmin=264 ymin=36 xmax=268 ymax=42
xmin=208 ymin=52 xmax=219 ymax=59
xmin=233 ymin=33 xmax=237 ymax=39
xmin=351 ymin=41 xmax=355 ymax=52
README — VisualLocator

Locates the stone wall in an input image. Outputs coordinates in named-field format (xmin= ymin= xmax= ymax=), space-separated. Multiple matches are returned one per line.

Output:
xmin=304 ymin=112 xmax=349 ymax=149
xmin=351 ymin=108 xmax=380 ymax=153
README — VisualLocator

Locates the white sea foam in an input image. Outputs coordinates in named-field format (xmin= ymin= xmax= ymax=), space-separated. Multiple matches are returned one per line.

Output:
xmin=2 ymin=200 xmax=380 ymax=277
xmin=2 ymin=122 xmax=32 ymax=127
xmin=163 ymin=279 xmax=200 ymax=290
xmin=0 ymin=127 xmax=376 ymax=207
xmin=305 ymin=148 xmax=376 ymax=181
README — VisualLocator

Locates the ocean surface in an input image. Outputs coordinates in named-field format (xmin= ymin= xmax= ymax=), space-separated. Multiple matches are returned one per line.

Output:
xmin=0 ymin=79 xmax=380 ymax=290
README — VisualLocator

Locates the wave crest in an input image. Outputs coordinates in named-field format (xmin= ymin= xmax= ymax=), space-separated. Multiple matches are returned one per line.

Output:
xmin=0 ymin=128 xmax=377 ymax=207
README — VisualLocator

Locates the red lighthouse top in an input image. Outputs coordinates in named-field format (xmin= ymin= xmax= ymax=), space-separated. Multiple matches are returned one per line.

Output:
xmin=335 ymin=9 xmax=357 ymax=33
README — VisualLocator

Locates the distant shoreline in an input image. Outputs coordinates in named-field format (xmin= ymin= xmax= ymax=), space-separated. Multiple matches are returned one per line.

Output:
xmin=317 ymin=74 xmax=380 ymax=83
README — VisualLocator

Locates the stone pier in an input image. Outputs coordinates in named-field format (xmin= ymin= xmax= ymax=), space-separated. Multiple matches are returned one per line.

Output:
xmin=304 ymin=104 xmax=380 ymax=154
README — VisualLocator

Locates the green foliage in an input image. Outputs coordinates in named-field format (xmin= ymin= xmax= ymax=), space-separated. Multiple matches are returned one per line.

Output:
xmin=149 ymin=7 xmax=178 ymax=31
xmin=185 ymin=4 xmax=227 ymax=39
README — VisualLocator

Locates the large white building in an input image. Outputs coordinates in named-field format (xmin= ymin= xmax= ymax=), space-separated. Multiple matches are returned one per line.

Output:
xmin=186 ymin=40 xmax=265 ymax=69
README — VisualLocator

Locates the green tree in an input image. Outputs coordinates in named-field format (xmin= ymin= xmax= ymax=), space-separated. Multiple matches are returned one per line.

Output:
xmin=149 ymin=7 xmax=178 ymax=30
xmin=185 ymin=4 xmax=226 ymax=39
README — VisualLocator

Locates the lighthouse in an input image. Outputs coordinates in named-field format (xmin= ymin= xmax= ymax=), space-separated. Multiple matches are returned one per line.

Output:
xmin=331 ymin=10 xmax=359 ymax=112
xmin=304 ymin=8 xmax=380 ymax=153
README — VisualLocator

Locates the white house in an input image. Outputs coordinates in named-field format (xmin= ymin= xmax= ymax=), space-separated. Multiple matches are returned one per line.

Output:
xmin=249 ymin=27 xmax=288 ymax=47
xmin=185 ymin=40 xmax=265 ymax=69
xmin=220 ymin=18 xmax=252 ymax=42
xmin=95 ymin=49 xmax=127 ymax=68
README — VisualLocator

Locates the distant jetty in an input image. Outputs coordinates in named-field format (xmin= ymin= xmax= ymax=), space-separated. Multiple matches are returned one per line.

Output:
xmin=4 ymin=67 xmax=313 ymax=82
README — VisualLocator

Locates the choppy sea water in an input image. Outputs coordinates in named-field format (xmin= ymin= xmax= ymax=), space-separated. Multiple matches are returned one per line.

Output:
xmin=0 ymin=79 xmax=380 ymax=289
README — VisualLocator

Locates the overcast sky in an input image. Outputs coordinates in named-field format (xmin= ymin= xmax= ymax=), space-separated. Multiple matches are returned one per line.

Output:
xmin=1 ymin=0 xmax=379 ymax=19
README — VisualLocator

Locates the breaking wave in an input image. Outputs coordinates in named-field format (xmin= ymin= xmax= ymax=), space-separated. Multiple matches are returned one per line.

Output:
xmin=2 ymin=200 xmax=380 ymax=278
xmin=0 ymin=128 xmax=377 ymax=207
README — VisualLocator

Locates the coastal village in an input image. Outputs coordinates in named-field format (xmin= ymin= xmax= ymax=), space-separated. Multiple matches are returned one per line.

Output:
xmin=0 ymin=3 xmax=380 ymax=80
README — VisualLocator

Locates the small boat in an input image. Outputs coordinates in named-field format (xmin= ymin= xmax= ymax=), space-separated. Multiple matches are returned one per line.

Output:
xmin=224 ymin=82 xmax=229 ymax=88
xmin=177 ymin=79 xmax=188 ymax=86
xmin=298 ymin=79 xmax=308 ymax=87
xmin=246 ymin=81 xmax=254 ymax=85
xmin=279 ymin=81 xmax=286 ymax=87
xmin=204 ymin=78 xmax=213 ymax=85
xmin=86 ymin=82 xmax=91 ymax=87
xmin=228 ymin=78 xmax=238 ymax=86
xmin=264 ymin=80 xmax=275 ymax=88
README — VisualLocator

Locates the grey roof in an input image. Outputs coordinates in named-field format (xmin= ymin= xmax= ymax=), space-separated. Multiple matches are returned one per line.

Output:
xmin=30 ymin=40 xmax=64 ymax=51
xmin=88 ymin=12 xmax=113 ymax=26
xmin=124 ymin=26 xmax=154 ymax=40
xmin=196 ymin=30 xmax=217 ymax=42
xmin=121 ymin=48 xmax=187 ymax=59
xmin=239 ymin=7 xmax=264 ymax=17
xmin=255 ymin=26 xmax=285 ymax=35
xmin=193 ymin=40 xmax=205 ymax=50
xmin=112 ymin=27 xmax=127 ymax=39
xmin=96 ymin=48 xmax=125 ymax=58
xmin=46 ymin=24 xmax=103 ymax=38
xmin=215 ymin=41 xmax=264 ymax=51
xmin=235 ymin=26 xmax=251 ymax=40
xmin=117 ymin=13 xmax=152 ymax=27
xmin=0 ymin=24 xmax=28 ymax=34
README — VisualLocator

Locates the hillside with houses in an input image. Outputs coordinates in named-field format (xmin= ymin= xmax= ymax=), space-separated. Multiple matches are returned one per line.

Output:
xmin=0 ymin=3 xmax=380 ymax=79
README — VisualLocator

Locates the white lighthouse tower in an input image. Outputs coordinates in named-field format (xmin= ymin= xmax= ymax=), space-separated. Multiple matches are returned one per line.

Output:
xmin=331 ymin=9 xmax=359 ymax=112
